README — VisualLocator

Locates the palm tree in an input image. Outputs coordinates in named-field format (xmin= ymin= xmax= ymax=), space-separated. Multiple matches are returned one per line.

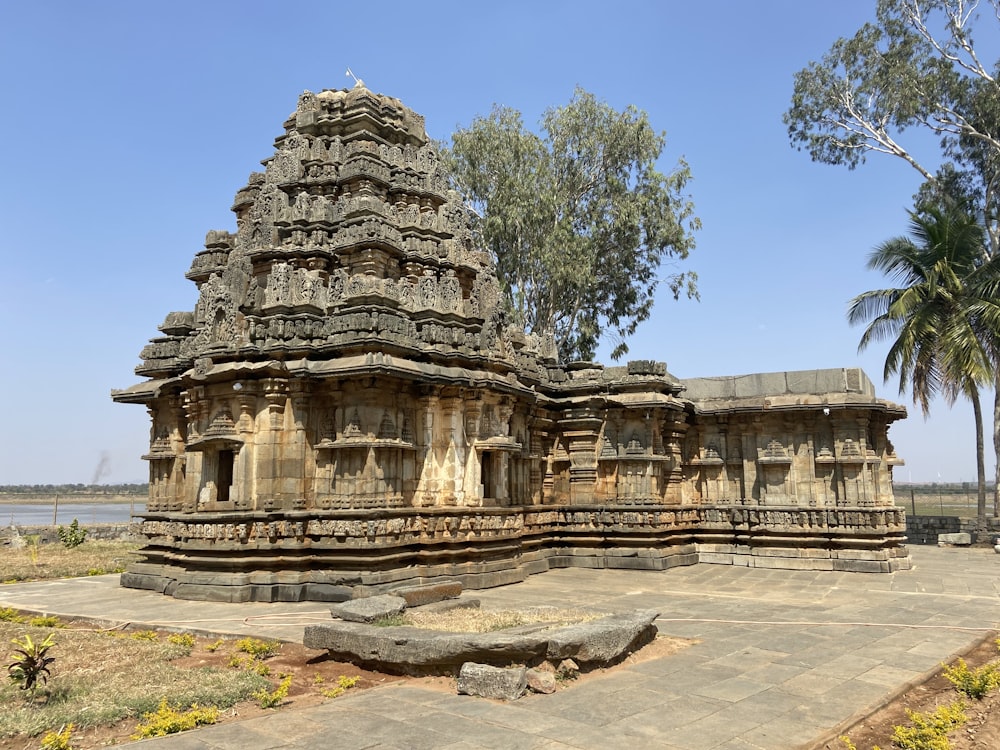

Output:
xmin=848 ymin=203 xmax=995 ymax=527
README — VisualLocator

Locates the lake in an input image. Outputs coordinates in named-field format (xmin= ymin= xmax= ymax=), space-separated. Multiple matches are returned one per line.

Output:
xmin=1 ymin=502 xmax=145 ymax=527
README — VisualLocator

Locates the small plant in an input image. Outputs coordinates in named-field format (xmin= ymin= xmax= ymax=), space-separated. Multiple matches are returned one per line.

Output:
xmin=892 ymin=700 xmax=967 ymax=750
xmin=941 ymin=657 xmax=1000 ymax=699
xmin=235 ymin=637 xmax=279 ymax=659
xmin=204 ymin=638 xmax=225 ymax=652
xmin=130 ymin=630 xmax=159 ymax=641
xmin=57 ymin=519 xmax=88 ymax=549
xmin=131 ymin=698 xmax=219 ymax=739
xmin=29 ymin=615 xmax=63 ymax=628
xmin=227 ymin=654 xmax=247 ymax=670
xmin=40 ymin=723 xmax=75 ymax=750
xmin=253 ymin=675 xmax=292 ymax=708
xmin=0 ymin=607 xmax=26 ymax=623
xmin=166 ymin=633 xmax=196 ymax=650
xmin=320 ymin=674 xmax=359 ymax=699
xmin=7 ymin=632 xmax=56 ymax=695
xmin=86 ymin=568 xmax=106 ymax=576
xmin=26 ymin=535 xmax=40 ymax=565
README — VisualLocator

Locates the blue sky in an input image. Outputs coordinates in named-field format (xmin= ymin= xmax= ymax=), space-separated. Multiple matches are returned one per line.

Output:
xmin=1 ymin=1 xmax=995 ymax=485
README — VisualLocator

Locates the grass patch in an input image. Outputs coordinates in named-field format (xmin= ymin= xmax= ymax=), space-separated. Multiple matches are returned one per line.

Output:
xmin=0 ymin=540 xmax=139 ymax=583
xmin=392 ymin=606 xmax=602 ymax=633
xmin=0 ymin=623 xmax=268 ymax=739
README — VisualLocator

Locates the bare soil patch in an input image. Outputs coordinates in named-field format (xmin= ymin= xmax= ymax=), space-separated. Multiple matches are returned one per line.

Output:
xmin=826 ymin=634 xmax=1000 ymax=750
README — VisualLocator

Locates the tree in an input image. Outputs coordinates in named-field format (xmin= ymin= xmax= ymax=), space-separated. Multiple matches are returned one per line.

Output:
xmin=848 ymin=203 xmax=995 ymax=525
xmin=443 ymin=88 xmax=699 ymax=362
xmin=785 ymin=0 xmax=1000 ymax=511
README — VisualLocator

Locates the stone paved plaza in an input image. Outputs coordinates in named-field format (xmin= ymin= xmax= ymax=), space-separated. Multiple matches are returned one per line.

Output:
xmin=1 ymin=545 xmax=997 ymax=749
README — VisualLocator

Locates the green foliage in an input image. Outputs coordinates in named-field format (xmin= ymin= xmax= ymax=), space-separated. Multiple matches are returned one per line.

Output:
xmin=253 ymin=675 xmax=291 ymax=709
xmin=130 ymin=698 xmax=219 ymax=739
xmin=892 ymin=700 xmax=967 ymax=750
xmin=40 ymin=724 xmax=75 ymax=750
xmin=130 ymin=630 xmax=158 ymax=642
xmin=166 ymin=633 xmax=195 ymax=653
xmin=0 ymin=608 xmax=26 ymax=623
xmin=941 ymin=657 xmax=1000 ymax=699
xmin=7 ymin=632 xmax=56 ymax=694
xmin=204 ymin=638 xmax=224 ymax=652
xmin=28 ymin=616 xmax=63 ymax=628
xmin=848 ymin=202 xmax=1000 ymax=523
xmin=319 ymin=674 xmax=359 ymax=699
xmin=444 ymin=87 xmax=699 ymax=361
xmin=234 ymin=638 xmax=279 ymax=659
xmin=56 ymin=520 xmax=87 ymax=549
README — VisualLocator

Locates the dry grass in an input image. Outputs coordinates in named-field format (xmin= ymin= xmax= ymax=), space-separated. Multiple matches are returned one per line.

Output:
xmin=0 ymin=622 xmax=269 ymax=738
xmin=0 ymin=540 xmax=139 ymax=583
xmin=396 ymin=606 xmax=603 ymax=632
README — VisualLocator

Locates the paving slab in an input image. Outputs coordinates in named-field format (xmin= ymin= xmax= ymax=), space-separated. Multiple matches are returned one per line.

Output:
xmin=1 ymin=545 xmax=998 ymax=749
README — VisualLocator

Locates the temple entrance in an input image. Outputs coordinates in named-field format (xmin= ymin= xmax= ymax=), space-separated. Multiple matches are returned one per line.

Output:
xmin=217 ymin=449 xmax=234 ymax=504
xmin=481 ymin=451 xmax=495 ymax=499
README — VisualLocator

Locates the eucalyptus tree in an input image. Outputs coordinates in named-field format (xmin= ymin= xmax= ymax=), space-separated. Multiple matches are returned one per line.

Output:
xmin=443 ymin=88 xmax=699 ymax=362
xmin=786 ymin=0 xmax=1000 ymax=503
xmin=849 ymin=204 xmax=995 ymax=523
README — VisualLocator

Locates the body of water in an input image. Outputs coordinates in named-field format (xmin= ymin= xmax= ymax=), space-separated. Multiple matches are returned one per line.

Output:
xmin=2 ymin=503 xmax=144 ymax=527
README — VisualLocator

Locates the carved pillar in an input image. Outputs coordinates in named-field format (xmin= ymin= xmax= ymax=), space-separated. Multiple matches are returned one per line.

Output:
xmin=562 ymin=406 xmax=603 ymax=505
xmin=256 ymin=378 xmax=288 ymax=508
xmin=414 ymin=388 xmax=440 ymax=506
xmin=660 ymin=414 xmax=688 ymax=505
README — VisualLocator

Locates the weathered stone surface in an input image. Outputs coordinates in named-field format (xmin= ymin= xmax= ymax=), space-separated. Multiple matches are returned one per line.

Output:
xmin=545 ymin=610 xmax=658 ymax=662
xmin=390 ymin=580 xmax=462 ymax=608
xmin=332 ymin=595 xmax=406 ymax=623
xmin=303 ymin=611 xmax=657 ymax=674
xmin=457 ymin=663 xmax=526 ymax=700
xmin=525 ymin=667 xmax=557 ymax=694
xmin=938 ymin=532 xmax=972 ymax=546
xmin=411 ymin=598 xmax=480 ymax=614
xmin=113 ymin=83 xmax=912 ymax=604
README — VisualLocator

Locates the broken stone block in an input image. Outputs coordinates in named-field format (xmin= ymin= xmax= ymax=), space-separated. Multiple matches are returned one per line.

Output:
xmin=525 ymin=667 xmax=557 ymax=694
xmin=938 ymin=532 xmax=972 ymax=546
xmin=456 ymin=663 xmax=527 ymax=700
xmin=390 ymin=580 xmax=462 ymax=608
xmin=331 ymin=594 xmax=406 ymax=623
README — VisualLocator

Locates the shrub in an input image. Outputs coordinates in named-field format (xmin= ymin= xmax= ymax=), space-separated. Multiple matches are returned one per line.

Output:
xmin=7 ymin=632 xmax=56 ymax=695
xmin=0 ymin=607 xmax=25 ymax=623
xmin=166 ymin=633 xmax=196 ymax=652
xmin=57 ymin=520 xmax=87 ymax=549
xmin=28 ymin=616 xmax=63 ymax=629
xmin=892 ymin=701 xmax=967 ymax=750
xmin=234 ymin=638 xmax=279 ymax=659
xmin=40 ymin=724 xmax=74 ymax=750
xmin=253 ymin=675 xmax=291 ymax=709
xmin=131 ymin=698 xmax=219 ymax=739
xmin=941 ymin=657 xmax=1000 ymax=699
xmin=130 ymin=630 xmax=159 ymax=641
xmin=320 ymin=674 xmax=359 ymax=699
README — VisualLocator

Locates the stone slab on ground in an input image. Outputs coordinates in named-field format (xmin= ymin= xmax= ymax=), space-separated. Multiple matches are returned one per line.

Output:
xmin=331 ymin=594 xmax=406 ymax=623
xmin=389 ymin=580 xmax=463 ymax=608
xmin=456 ymin=663 xmax=527 ymax=700
xmin=303 ymin=610 xmax=657 ymax=673
xmin=938 ymin=532 xmax=972 ymax=546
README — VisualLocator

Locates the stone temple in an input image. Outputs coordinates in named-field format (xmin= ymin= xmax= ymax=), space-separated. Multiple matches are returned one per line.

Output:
xmin=113 ymin=85 xmax=910 ymax=602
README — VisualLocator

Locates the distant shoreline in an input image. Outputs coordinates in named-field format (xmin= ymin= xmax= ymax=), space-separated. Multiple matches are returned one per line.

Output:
xmin=0 ymin=494 xmax=144 ymax=506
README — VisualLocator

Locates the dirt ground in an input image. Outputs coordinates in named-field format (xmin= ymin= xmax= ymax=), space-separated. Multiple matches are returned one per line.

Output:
xmin=0 ymin=627 xmax=689 ymax=750
xmin=826 ymin=634 xmax=1000 ymax=750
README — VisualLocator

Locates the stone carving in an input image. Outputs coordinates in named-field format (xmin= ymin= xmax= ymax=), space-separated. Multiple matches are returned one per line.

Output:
xmin=114 ymin=85 xmax=911 ymax=603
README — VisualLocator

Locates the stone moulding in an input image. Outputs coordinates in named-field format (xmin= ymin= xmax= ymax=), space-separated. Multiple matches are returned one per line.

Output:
xmin=113 ymin=84 xmax=911 ymax=602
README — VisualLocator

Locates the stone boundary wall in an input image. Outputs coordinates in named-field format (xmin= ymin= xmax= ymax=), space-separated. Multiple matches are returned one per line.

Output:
xmin=904 ymin=516 xmax=1000 ymax=544
xmin=1 ymin=523 xmax=143 ymax=546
